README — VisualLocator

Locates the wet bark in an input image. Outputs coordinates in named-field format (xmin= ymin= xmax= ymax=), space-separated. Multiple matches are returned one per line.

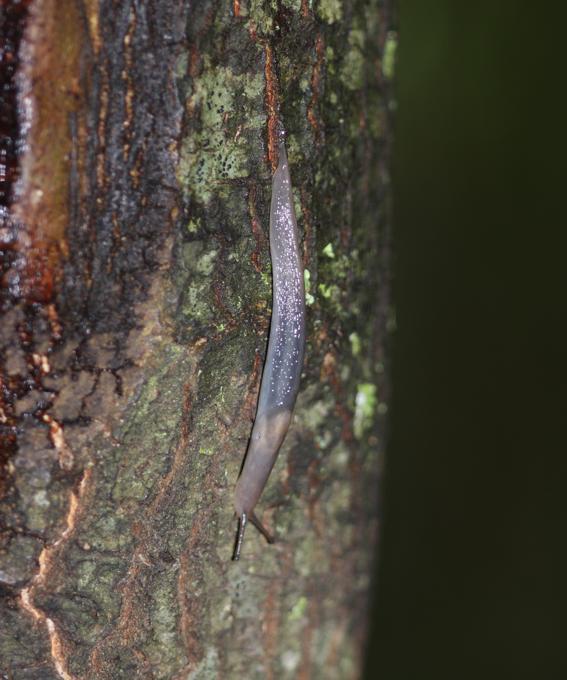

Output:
xmin=0 ymin=0 xmax=394 ymax=677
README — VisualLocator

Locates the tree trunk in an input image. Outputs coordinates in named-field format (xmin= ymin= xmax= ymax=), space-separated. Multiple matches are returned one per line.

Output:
xmin=0 ymin=0 xmax=394 ymax=677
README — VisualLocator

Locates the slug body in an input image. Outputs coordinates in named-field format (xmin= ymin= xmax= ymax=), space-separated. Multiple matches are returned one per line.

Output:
xmin=233 ymin=141 xmax=305 ymax=558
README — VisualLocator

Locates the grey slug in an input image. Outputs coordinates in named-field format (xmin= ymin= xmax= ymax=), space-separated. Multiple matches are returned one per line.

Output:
xmin=233 ymin=137 xmax=306 ymax=560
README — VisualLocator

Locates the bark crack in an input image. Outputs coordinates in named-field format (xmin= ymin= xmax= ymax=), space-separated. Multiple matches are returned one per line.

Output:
xmin=19 ymin=467 xmax=93 ymax=680
xmin=307 ymin=33 xmax=325 ymax=143
xmin=264 ymin=44 xmax=281 ymax=173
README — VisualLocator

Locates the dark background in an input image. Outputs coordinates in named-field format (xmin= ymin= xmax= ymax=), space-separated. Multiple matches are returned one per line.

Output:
xmin=365 ymin=2 xmax=565 ymax=678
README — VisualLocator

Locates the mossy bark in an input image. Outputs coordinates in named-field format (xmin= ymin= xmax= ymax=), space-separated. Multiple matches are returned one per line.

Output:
xmin=0 ymin=0 xmax=394 ymax=677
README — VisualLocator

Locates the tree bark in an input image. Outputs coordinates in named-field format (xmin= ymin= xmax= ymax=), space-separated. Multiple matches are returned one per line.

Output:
xmin=0 ymin=0 xmax=394 ymax=677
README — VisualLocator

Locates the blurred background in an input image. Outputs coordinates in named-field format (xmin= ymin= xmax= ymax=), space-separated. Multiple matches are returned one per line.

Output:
xmin=365 ymin=1 xmax=565 ymax=678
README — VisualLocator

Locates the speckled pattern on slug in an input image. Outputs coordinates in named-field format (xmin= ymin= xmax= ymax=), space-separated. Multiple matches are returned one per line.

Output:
xmin=257 ymin=142 xmax=306 ymax=416
xmin=233 ymin=140 xmax=306 ymax=526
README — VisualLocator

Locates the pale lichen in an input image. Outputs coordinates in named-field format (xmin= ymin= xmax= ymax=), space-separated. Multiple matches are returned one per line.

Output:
xmin=177 ymin=63 xmax=265 ymax=205
xmin=317 ymin=0 xmax=343 ymax=25
xmin=354 ymin=382 xmax=378 ymax=440
xmin=340 ymin=26 xmax=366 ymax=91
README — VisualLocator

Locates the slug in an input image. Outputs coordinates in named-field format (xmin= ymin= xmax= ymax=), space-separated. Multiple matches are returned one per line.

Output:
xmin=233 ymin=137 xmax=305 ymax=560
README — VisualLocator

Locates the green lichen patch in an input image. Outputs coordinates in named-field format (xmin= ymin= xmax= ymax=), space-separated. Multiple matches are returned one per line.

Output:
xmin=317 ymin=0 xmax=343 ymax=25
xmin=318 ymin=282 xmax=342 ymax=305
xmin=316 ymin=247 xmax=363 ymax=319
xmin=247 ymin=0 xmax=275 ymax=34
xmin=322 ymin=242 xmax=336 ymax=259
xmin=383 ymin=30 xmax=398 ymax=80
xmin=353 ymin=382 xmax=377 ymax=440
xmin=177 ymin=63 xmax=265 ymax=206
xmin=288 ymin=595 xmax=308 ymax=621
xmin=340 ymin=26 xmax=366 ymax=91
xmin=349 ymin=331 xmax=361 ymax=357
xmin=184 ymin=242 xmax=218 ymax=276
xmin=304 ymin=269 xmax=316 ymax=306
